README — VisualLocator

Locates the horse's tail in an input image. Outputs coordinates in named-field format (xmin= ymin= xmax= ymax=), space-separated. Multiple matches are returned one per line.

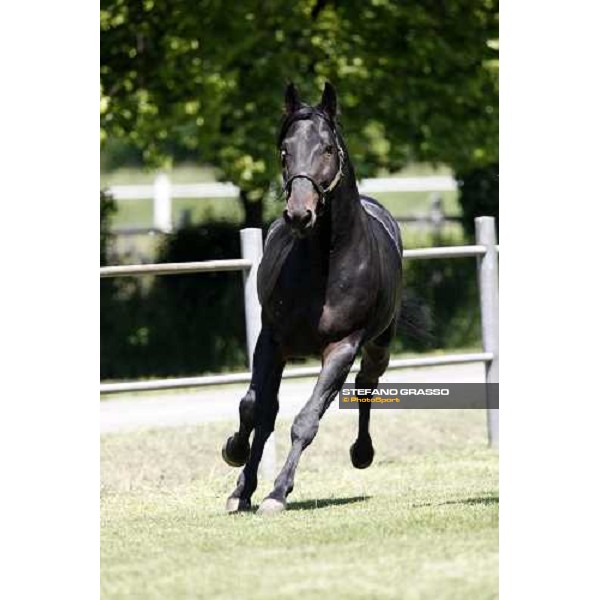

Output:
xmin=397 ymin=289 xmax=436 ymax=345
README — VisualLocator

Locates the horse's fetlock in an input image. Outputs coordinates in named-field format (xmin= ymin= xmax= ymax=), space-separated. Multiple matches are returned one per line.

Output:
xmin=239 ymin=392 xmax=255 ymax=423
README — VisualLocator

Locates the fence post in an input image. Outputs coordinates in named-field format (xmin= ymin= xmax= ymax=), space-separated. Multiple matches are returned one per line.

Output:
xmin=429 ymin=193 xmax=445 ymax=239
xmin=240 ymin=228 xmax=276 ymax=478
xmin=475 ymin=216 xmax=499 ymax=448
xmin=153 ymin=173 xmax=172 ymax=233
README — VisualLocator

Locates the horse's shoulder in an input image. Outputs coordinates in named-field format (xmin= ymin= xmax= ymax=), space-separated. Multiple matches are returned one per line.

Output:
xmin=258 ymin=218 xmax=295 ymax=305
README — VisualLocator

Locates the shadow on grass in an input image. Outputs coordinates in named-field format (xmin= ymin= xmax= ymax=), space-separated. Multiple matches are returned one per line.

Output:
xmin=413 ymin=495 xmax=499 ymax=508
xmin=286 ymin=495 xmax=371 ymax=511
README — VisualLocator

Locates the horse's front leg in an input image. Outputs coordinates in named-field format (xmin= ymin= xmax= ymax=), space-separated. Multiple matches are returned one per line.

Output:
xmin=224 ymin=327 xmax=285 ymax=513
xmin=258 ymin=332 xmax=362 ymax=514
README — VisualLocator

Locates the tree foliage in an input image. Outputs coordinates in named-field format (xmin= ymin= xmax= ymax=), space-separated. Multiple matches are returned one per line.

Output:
xmin=101 ymin=0 xmax=498 ymax=224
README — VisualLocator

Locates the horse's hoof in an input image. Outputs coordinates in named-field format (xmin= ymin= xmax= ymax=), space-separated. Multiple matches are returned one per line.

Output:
xmin=221 ymin=434 xmax=250 ymax=468
xmin=350 ymin=440 xmax=375 ymax=469
xmin=257 ymin=497 xmax=286 ymax=515
xmin=225 ymin=496 xmax=251 ymax=514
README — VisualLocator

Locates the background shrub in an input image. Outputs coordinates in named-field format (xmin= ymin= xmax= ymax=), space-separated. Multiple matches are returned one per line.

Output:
xmin=100 ymin=222 xmax=248 ymax=380
xmin=456 ymin=163 xmax=499 ymax=239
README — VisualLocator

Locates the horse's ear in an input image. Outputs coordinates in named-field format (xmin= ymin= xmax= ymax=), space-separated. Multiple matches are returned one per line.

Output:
xmin=318 ymin=82 xmax=338 ymax=120
xmin=284 ymin=82 xmax=301 ymax=115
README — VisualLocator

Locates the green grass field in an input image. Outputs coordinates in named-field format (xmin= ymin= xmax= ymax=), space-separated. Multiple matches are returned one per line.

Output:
xmin=101 ymin=409 xmax=498 ymax=599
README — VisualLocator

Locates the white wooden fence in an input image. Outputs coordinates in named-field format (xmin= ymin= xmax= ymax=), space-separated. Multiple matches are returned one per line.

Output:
xmin=100 ymin=217 xmax=499 ymax=449
xmin=106 ymin=174 xmax=458 ymax=233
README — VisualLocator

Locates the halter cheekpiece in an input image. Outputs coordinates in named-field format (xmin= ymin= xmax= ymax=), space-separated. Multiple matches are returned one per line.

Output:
xmin=278 ymin=107 xmax=345 ymax=205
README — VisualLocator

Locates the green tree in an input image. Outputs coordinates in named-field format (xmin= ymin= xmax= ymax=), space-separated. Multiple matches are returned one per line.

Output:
xmin=101 ymin=0 xmax=498 ymax=226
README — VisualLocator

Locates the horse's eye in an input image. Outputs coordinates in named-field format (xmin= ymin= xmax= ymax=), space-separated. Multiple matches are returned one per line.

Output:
xmin=324 ymin=145 xmax=334 ymax=156
xmin=280 ymin=149 xmax=287 ymax=163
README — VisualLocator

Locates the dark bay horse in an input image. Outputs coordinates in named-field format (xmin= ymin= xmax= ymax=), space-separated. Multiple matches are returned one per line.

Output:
xmin=223 ymin=82 xmax=403 ymax=514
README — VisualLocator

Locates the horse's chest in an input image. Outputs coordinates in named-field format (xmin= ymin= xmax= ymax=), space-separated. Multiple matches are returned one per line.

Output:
xmin=262 ymin=257 xmax=327 ymax=352
xmin=265 ymin=263 xmax=376 ymax=356
xmin=268 ymin=265 xmax=325 ymax=323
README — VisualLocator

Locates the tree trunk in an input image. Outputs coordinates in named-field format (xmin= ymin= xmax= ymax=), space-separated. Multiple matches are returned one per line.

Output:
xmin=241 ymin=190 xmax=264 ymax=228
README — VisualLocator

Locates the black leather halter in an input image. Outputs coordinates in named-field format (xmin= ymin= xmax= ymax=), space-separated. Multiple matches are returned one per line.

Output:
xmin=278 ymin=107 xmax=345 ymax=205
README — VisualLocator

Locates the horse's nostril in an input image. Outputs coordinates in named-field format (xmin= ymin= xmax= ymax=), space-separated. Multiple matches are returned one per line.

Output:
xmin=284 ymin=206 xmax=313 ymax=230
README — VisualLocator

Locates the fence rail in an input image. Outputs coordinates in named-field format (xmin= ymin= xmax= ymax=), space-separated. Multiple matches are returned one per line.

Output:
xmin=100 ymin=352 xmax=493 ymax=394
xmin=99 ymin=248 xmax=493 ymax=279
xmin=100 ymin=259 xmax=252 ymax=278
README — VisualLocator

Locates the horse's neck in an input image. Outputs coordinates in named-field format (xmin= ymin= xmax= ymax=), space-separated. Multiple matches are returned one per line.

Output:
xmin=326 ymin=176 xmax=368 ymax=254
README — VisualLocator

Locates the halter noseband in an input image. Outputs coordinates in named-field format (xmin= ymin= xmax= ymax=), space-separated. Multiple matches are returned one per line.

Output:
xmin=279 ymin=108 xmax=345 ymax=205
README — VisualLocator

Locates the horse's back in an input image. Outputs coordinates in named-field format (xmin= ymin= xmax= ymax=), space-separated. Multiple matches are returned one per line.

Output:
xmin=360 ymin=195 xmax=403 ymax=261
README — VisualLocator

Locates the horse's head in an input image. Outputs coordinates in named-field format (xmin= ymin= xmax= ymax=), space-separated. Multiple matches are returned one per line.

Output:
xmin=278 ymin=82 xmax=344 ymax=236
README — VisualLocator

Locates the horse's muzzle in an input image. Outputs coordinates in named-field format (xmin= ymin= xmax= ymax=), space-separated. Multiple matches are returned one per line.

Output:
xmin=284 ymin=178 xmax=319 ymax=234
xmin=283 ymin=206 xmax=315 ymax=233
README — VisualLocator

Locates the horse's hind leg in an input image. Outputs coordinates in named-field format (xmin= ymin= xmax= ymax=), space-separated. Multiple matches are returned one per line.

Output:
xmin=350 ymin=323 xmax=394 ymax=469
xmin=224 ymin=328 xmax=285 ymax=513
